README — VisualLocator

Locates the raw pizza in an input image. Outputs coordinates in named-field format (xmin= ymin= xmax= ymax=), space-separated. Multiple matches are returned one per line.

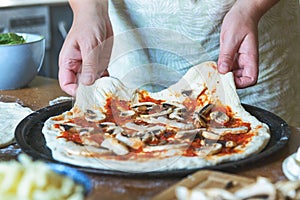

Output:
xmin=42 ymin=62 xmax=270 ymax=172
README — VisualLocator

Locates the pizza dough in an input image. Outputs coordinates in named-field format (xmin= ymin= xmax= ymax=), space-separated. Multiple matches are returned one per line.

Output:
xmin=0 ymin=102 xmax=32 ymax=148
xmin=42 ymin=61 xmax=270 ymax=172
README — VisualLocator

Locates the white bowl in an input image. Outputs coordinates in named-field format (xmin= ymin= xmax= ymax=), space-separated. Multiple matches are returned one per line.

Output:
xmin=282 ymin=153 xmax=300 ymax=181
xmin=0 ymin=33 xmax=45 ymax=90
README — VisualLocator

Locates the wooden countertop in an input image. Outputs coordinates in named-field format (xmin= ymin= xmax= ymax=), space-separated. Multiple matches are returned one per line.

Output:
xmin=0 ymin=76 xmax=67 ymax=110
xmin=0 ymin=76 xmax=299 ymax=200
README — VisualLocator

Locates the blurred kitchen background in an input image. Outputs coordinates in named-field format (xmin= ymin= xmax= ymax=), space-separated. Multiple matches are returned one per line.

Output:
xmin=0 ymin=0 xmax=72 ymax=79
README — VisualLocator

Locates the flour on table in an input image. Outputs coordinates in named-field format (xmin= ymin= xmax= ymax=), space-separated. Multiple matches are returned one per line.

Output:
xmin=0 ymin=102 xmax=32 ymax=148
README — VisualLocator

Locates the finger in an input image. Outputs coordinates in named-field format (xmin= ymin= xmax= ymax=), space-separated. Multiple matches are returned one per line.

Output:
xmin=233 ymin=55 xmax=258 ymax=88
xmin=218 ymin=30 xmax=241 ymax=74
xmin=58 ymin=41 xmax=82 ymax=96
xmin=234 ymin=34 xmax=258 ymax=88
xmin=58 ymin=63 xmax=80 ymax=96
xmin=79 ymin=45 xmax=100 ymax=85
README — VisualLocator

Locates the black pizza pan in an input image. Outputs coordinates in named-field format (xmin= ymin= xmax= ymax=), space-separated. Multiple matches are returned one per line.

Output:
xmin=15 ymin=101 xmax=291 ymax=178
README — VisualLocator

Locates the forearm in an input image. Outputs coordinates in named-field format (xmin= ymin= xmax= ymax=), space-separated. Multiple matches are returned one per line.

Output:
xmin=67 ymin=0 xmax=111 ymax=41
xmin=68 ymin=0 xmax=109 ymax=17
xmin=232 ymin=0 xmax=279 ymax=23
xmin=252 ymin=0 xmax=279 ymax=16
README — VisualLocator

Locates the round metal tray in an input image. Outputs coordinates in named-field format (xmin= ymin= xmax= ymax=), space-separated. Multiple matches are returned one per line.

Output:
xmin=15 ymin=101 xmax=291 ymax=177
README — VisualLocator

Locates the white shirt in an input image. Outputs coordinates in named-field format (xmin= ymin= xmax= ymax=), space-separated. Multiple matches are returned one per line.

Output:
xmin=108 ymin=0 xmax=300 ymax=126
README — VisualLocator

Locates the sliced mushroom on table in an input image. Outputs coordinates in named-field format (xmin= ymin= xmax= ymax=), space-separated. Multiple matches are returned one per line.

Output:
xmin=179 ymin=187 xmax=238 ymax=200
xmin=275 ymin=180 xmax=300 ymax=199
xmin=234 ymin=177 xmax=276 ymax=200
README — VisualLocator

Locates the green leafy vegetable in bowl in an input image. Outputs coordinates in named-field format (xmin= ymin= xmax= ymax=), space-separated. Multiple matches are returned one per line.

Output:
xmin=0 ymin=33 xmax=26 ymax=45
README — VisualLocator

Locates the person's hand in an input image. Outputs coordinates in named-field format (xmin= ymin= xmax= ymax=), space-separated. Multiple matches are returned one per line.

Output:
xmin=59 ymin=0 xmax=113 ymax=96
xmin=217 ymin=0 xmax=278 ymax=88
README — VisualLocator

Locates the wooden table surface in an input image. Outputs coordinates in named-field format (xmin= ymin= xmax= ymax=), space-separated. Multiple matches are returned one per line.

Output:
xmin=0 ymin=76 xmax=299 ymax=200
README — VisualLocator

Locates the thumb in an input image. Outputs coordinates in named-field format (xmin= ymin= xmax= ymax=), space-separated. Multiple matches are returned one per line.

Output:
xmin=218 ymin=33 xmax=240 ymax=74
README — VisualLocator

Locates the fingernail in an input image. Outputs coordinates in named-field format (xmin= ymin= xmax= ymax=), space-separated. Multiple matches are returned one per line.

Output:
xmin=80 ymin=73 xmax=94 ymax=85
xmin=219 ymin=62 xmax=229 ymax=73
